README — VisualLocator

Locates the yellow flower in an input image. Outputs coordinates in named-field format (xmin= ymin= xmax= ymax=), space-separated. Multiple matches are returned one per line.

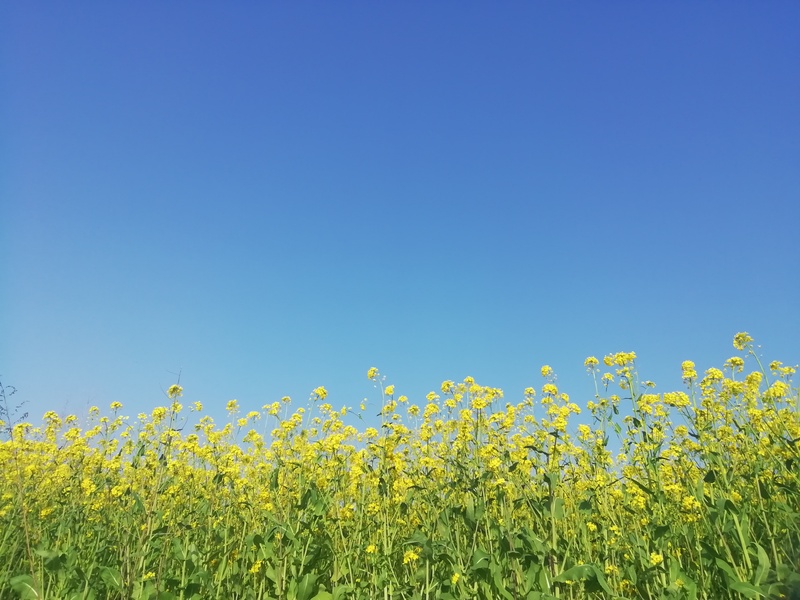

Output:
xmin=664 ymin=391 xmax=690 ymax=408
xmin=471 ymin=397 xmax=488 ymax=410
xmin=367 ymin=367 xmax=379 ymax=380
xmin=650 ymin=552 xmax=663 ymax=567
xmin=384 ymin=385 xmax=395 ymax=396
xmin=681 ymin=360 xmax=697 ymax=381
xmin=226 ymin=399 xmax=239 ymax=414
xmin=167 ymin=384 xmax=183 ymax=399
xmin=681 ymin=495 xmax=701 ymax=514
xmin=403 ymin=548 xmax=420 ymax=564
xmin=733 ymin=332 xmax=753 ymax=350
xmin=725 ymin=356 xmax=745 ymax=372
xmin=249 ymin=560 xmax=263 ymax=574
xmin=584 ymin=356 xmax=599 ymax=369
xmin=541 ymin=365 xmax=553 ymax=377
xmin=366 ymin=544 xmax=377 ymax=554
xmin=451 ymin=572 xmax=461 ymax=585
xmin=313 ymin=386 xmax=327 ymax=400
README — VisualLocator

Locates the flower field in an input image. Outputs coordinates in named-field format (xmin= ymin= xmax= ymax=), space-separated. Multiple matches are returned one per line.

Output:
xmin=1 ymin=333 xmax=799 ymax=599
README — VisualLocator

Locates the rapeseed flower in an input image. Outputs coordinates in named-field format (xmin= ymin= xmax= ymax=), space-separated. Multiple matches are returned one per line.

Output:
xmin=733 ymin=332 xmax=753 ymax=350
xmin=3 ymin=337 xmax=797 ymax=600
xmin=649 ymin=553 xmax=664 ymax=567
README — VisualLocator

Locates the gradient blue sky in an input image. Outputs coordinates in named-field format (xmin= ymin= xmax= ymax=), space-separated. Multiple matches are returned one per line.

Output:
xmin=2 ymin=3 xmax=798 ymax=430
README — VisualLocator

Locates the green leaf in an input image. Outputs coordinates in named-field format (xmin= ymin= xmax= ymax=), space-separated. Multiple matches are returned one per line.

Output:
xmin=331 ymin=585 xmax=353 ymax=600
xmin=652 ymin=524 xmax=670 ymax=540
xmin=296 ymin=572 xmax=319 ymax=600
xmin=546 ymin=497 xmax=564 ymax=520
xmin=171 ymin=537 xmax=187 ymax=560
xmin=758 ymin=479 xmax=771 ymax=500
xmin=100 ymin=566 xmax=123 ymax=591
xmin=405 ymin=531 xmax=428 ymax=546
xmin=464 ymin=495 xmax=475 ymax=526
xmin=553 ymin=564 xmax=611 ymax=594
xmin=131 ymin=580 xmax=147 ymax=600
xmin=9 ymin=575 xmax=39 ymax=599
xmin=554 ymin=565 xmax=594 ymax=582
xmin=715 ymin=557 xmax=738 ymax=581
xmin=264 ymin=563 xmax=278 ymax=583
xmin=471 ymin=548 xmax=490 ymax=572
xmin=728 ymin=581 xmax=765 ymax=598
xmin=629 ymin=478 xmax=654 ymax=496
xmin=776 ymin=562 xmax=793 ymax=582
xmin=753 ymin=543 xmax=770 ymax=586
xmin=43 ymin=553 xmax=66 ymax=572
xmin=717 ymin=497 xmax=739 ymax=515
xmin=491 ymin=560 xmax=514 ymax=600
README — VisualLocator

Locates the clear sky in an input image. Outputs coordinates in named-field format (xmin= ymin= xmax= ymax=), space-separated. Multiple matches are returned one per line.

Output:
xmin=2 ymin=3 xmax=798 ymax=430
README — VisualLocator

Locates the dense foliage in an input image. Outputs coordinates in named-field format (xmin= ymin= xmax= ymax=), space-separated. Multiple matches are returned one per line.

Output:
xmin=2 ymin=333 xmax=799 ymax=599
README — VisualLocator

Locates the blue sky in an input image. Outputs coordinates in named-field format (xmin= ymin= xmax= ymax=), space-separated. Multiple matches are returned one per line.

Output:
xmin=2 ymin=3 xmax=798 ymax=431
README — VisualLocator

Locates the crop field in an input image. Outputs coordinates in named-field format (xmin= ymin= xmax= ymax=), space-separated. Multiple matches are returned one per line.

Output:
xmin=1 ymin=333 xmax=798 ymax=599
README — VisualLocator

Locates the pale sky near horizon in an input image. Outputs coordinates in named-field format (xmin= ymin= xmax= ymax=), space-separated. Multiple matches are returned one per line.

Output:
xmin=2 ymin=3 xmax=799 ymax=432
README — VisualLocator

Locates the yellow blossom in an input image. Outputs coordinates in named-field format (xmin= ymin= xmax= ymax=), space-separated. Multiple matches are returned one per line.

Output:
xmin=650 ymin=552 xmax=663 ymax=566
xmin=681 ymin=360 xmax=697 ymax=381
xmin=733 ymin=332 xmax=753 ymax=350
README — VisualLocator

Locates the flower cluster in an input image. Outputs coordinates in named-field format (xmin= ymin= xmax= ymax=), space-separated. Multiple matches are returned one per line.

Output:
xmin=1 ymin=333 xmax=797 ymax=599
